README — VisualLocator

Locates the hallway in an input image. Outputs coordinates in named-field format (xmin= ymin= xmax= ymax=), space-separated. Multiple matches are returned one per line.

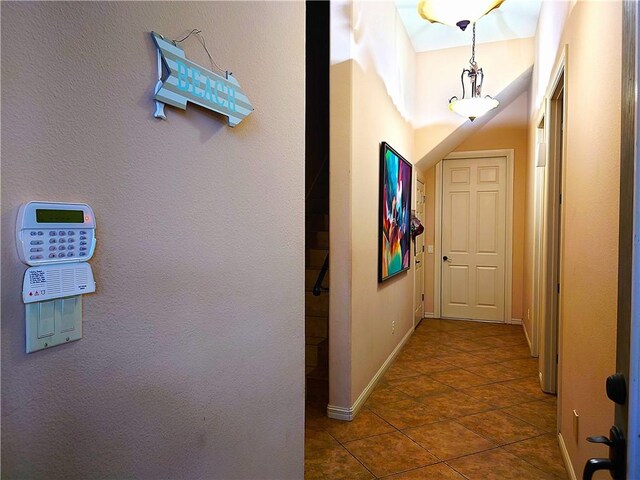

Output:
xmin=305 ymin=319 xmax=567 ymax=479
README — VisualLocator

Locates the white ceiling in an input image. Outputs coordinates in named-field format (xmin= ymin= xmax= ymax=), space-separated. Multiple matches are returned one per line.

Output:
xmin=395 ymin=0 xmax=542 ymax=52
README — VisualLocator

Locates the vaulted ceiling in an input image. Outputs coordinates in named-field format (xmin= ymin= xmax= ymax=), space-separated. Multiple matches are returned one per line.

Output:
xmin=394 ymin=0 xmax=542 ymax=52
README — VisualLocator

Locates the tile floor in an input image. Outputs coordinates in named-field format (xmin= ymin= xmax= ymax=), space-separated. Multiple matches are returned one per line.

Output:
xmin=305 ymin=318 xmax=568 ymax=479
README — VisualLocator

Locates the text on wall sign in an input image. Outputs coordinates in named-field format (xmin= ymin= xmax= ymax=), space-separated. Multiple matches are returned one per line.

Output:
xmin=151 ymin=31 xmax=253 ymax=127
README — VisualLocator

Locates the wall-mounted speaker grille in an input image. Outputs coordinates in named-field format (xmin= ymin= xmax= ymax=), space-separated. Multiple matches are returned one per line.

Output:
xmin=45 ymin=270 xmax=62 ymax=295
xmin=75 ymin=267 xmax=88 ymax=286
xmin=61 ymin=269 xmax=75 ymax=292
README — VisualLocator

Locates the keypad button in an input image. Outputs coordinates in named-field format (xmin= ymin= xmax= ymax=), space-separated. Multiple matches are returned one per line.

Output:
xmin=67 ymin=245 xmax=75 ymax=250
xmin=58 ymin=245 xmax=66 ymax=251
xmin=79 ymin=246 xmax=87 ymax=251
xmin=58 ymin=231 xmax=66 ymax=236
xmin=80 ymin=231 xmax=87 ymax=235
xmin=30 ymin=247 xmax=43 ymax=253
xmin=67 ymin=252 xmax=74 ymax=257
xmin=30 ymin=240 xmax=43 ymax=245
xmin=79 ymin=252 xmax=86 ymax=257
xmin=49 ymin=238 xmax=57 ymax=244
xmin=68 ymin=238 xmax=75 ymax=243
xmin=79 ymin=241 xmax=87 ymax=246
xmin=37 ymin=231 xmax=44 ymax=236
xmin=58 ymin=253 xmax=66 ymax=258
xmin=30 ymin=255 xmax=43 ymax=260
xmin=30 ymin=231 xmax=37 ymax=236
xmin=49 ymin=231 xmax=57 ymax=236
xmin=49 ymin=246 xmax=57 ymax=251
xmin=67 ymin=231 xmax=74 ymax=236
xmin=49 ymin=253 xmax=56 ymax=259
xmin=59 ymin=238 xmax=66 ymax=244
xmin=79 ymin=236 xmax=87 ymax=241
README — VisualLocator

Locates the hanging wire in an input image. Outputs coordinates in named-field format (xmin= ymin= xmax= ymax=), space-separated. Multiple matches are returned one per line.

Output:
xmin=173 ymin=29 xmax=226 ymax=74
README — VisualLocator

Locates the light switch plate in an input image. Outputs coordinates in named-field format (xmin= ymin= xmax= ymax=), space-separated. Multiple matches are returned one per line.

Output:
xmin=427 ymin=245 xmax=434 ymax=254
xmin=26 ymin=295 xmax=82 ymax=353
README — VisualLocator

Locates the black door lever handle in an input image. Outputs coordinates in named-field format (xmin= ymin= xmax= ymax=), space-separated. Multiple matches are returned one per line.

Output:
xmin=583 ymin=425 xmax=625 ymax=480
xmin=587 ymin=435 xmax=613 ymax=446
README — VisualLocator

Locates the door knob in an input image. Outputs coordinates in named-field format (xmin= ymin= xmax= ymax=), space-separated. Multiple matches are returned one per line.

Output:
xmin=443 ymin=256 xmax=451 ymax=262
xmin=606 ymin=373 xmax=626 ymax=405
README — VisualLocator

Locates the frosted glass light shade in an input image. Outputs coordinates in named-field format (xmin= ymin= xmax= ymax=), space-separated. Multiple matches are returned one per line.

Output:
xmin=417 ymin=0 xmax=505 ymax=30
xmin=449 ymin=96 xmax=499 ymax=121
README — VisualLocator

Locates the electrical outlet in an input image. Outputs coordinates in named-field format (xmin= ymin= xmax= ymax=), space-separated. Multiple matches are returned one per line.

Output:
xmin=392 ymin=320 xmax=396 ymax=334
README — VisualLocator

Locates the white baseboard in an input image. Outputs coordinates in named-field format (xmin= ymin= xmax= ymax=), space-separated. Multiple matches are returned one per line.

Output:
xmin=325 ymin=404 xmax=352 ymax=421
xmin=510 ymin=318 xmax=522 ymax=325
xmin=558 ymin=432 xmax=577 ymax=480
xmin=522 ymin=322 xmax=533 ymax=352
xmin=327 ymin=326 xmax=414 ymax=421
xmin=424 ymin=312 xmax=435 ymax=318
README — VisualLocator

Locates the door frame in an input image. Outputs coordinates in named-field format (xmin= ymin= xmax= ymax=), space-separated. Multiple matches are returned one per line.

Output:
xmin=530 ymin=110 xmax=546 ymax=358
xmin=622 ymin=0 xmax=638 ymax=474
xmin=414 ymin=178 xmax=426 ymax=328
xmin=538 ymin=47 xmax=567 ymax=396
xmin=434 ymin=149 xmax=515 ymax=323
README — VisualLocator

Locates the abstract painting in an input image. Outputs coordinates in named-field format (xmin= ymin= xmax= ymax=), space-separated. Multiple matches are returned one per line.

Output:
xmin=379 ymin=142 xmax=412 ymax=282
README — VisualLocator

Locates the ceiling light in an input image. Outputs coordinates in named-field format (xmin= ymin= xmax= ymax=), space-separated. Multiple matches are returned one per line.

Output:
xmin=448 ymin=23 xmax=499 ymax=121
xmin=417 ymin=0 xmax=505 ymax=31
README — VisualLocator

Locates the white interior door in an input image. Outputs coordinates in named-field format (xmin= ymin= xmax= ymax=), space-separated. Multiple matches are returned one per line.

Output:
xmin=414 ymin=180 xmax=425 ymax=325
xmin=442 ymin=156 xmax=507 ymax=322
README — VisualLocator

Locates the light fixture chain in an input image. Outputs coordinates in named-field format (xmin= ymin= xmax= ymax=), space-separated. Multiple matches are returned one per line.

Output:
xmin=470 ymin=22 xmax=476 ymax=66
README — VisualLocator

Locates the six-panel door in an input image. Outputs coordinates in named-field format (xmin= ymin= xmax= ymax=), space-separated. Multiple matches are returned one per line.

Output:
xmin=442 ymin=156 xmax=507 ymax=321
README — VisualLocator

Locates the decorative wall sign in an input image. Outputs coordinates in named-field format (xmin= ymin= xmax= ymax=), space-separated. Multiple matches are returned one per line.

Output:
xmin=151 ymin=31 xmax=253 ymax=127
xmin=379 ymin=142 xmax=412 ymax=282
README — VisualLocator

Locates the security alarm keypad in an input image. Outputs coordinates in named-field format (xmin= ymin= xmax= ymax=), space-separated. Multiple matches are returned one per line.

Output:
xmin=17 ymin=202 xmax=96 ymax=266
xmin=17 ymin=201 xmax=97 ymax=353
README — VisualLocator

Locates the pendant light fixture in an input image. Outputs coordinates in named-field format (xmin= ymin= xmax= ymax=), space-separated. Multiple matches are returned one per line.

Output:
xmin=448 ymin=22 xmax=499 ymax=122
xmin=417 ymin=0 xmax=505 ymax=31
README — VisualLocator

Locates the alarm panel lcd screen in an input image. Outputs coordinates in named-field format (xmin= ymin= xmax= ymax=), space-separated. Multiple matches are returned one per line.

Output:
xmin=35 ymin=209 xmax=84 ymax=223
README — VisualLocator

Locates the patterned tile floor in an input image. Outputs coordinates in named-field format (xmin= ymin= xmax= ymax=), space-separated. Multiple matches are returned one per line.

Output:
xmin=305 ymin=319 xmax=568 ymax=479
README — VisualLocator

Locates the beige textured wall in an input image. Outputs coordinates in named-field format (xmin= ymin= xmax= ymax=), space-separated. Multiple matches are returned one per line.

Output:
xmin=329 ymin=1 xmax=417 ymax=409
xmin=454 ymin=92 xmax=529 ymax=322
xmin=523 ymin=1 xmax=573 ymax=345
xmin=557 ymin=1 xmax=621 ymax=472
xmin=329 ymin=59 xmax=354 ymax=408
xmin=350 ymin=60 xmax=415 ymax=403
xmin=524 ymin=0 xmax=621 ymax=474
xmin=1 ymin=2 xmax=305 ymax=478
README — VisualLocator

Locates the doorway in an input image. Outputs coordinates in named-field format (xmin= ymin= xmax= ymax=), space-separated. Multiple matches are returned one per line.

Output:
xmin=304 ymin=0 xmax=329 ymax=409
xmin=434 ymin=150 xmax=515 ymax=323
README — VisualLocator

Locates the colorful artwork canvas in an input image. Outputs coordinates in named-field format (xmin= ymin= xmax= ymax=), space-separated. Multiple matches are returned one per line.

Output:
xmin=379 ymin=142 xmax=413 ymax=282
